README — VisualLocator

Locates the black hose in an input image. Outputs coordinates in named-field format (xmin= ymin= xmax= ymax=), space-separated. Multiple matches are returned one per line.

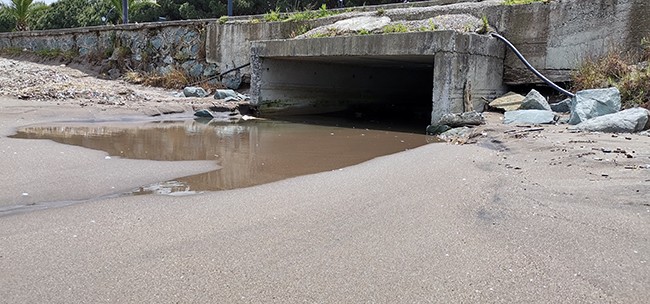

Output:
xmin=220 ymin=62 xmax=250 ymax=76
xmin=188 ymin=62 xmax=251 ymax=87
xmin=491 ymin=33 xmax=575 ymax=98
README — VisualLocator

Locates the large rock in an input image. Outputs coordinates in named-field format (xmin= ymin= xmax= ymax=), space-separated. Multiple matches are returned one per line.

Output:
xmin=550 ymin=98 xmax=571 ymax=113
xmin=570 ymin=108 xmax=650 ymax=133
xmin=519 ymin=89 xmax=551 ymax=111
xmin=183 ymin=86 xmax=209 ymax=98
xmin=222 ymin=70 xmax=242 ymax=90
xmin=504 ymin=110 xmax=556 ymax=125
xmin=298 ymin=16 xmax=391 ymax=38
xmin=438 ymin=111 xmax=484 ymax=127
xmin=214 ymin=89 xmax=249 ymax=102
xmin=568 ymin=87 xmax=621 ymax=125
xmin=425 ymin=124 xmax=451 ymax=135
xmin=489 ymin=92 xmax=525 ymax=112
xmin=438 ymin=127 xmax=476 ymax=143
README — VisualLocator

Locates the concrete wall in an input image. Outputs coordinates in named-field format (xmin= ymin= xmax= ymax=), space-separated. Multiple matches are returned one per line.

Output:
xmin=501 ymin=0 xmax=650 ymax=84
xmin=379 ymin=0 xmax=650 ymax=84
xmin=251 ymin=31 xmax=506 ymax=123
xmin=0 ymin=21 xmax=218 ymax=79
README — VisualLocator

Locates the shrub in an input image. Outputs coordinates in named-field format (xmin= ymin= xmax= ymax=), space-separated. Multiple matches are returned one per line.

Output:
xmin=382 ymin=23 xmax=408 ymax=34
xmin=503 ymin=0 xmax=547 ymax=5
xmin=572 ymin=44 xmax=650 ymax=109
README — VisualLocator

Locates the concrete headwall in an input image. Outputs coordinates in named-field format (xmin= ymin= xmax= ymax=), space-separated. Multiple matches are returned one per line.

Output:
xmin=501 ymin=0 xmax=650 ymax=84
xmin=251 ymin=31 xmax=506 ymax=122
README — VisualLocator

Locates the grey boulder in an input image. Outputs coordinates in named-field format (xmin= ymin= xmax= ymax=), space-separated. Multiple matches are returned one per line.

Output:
xmin=489 ymin=92 xmax=525 ymax=112
xmin=214 ymin=89 xmax=249 ymax=102
xmin=568 ymin=87 xmax=621 ymax=125
xmin=519 ymin=89 xmax=551 ymax=111
xmin=438 ymin=111 xmax=485 ymax=127
xmin=504 ymin=110 xmax=556 ymax=125
xmin=570 ymin=107 xmax=650 ymax=133
xmin=183 ymin=86 xmax=209 ymax=98
xmin=550 ymin=98 xmax=571 ymax=113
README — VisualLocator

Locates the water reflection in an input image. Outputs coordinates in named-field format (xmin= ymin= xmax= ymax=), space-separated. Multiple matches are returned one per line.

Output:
xmin=12 ymin=118 xmax=433 ymax=193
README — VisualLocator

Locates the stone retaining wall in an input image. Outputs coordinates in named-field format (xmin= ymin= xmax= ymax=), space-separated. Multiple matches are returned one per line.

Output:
xmin=0 ymin=20 xmax=217 ymax=79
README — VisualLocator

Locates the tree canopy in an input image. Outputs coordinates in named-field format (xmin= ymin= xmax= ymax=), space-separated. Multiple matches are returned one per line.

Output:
xmin=0 ymin=0 xmax=400 ymax=32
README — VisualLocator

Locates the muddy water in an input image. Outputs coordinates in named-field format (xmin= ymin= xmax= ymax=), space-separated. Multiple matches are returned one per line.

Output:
xmin=12 ymin=118 xmax=434 ymax=194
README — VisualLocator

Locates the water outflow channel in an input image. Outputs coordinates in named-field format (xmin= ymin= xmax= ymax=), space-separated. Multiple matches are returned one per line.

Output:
xmin=12 ymin=117 xmax=434 ymax=196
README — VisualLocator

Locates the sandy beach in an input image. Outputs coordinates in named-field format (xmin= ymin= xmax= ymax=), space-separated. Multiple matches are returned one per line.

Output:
xmin=0 ymin=58 xmax=649 ymax=303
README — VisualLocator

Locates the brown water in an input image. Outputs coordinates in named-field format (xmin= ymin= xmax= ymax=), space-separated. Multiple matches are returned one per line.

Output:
xmin=12 ymin=118 xmax=434 ymax=195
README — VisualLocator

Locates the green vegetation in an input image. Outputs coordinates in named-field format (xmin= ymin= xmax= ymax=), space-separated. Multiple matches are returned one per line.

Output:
xmin=34 ymin=48 xmax=79 ymax=60
xmin=572 ymin=41 xmax=650 ymax=109
xmin=503 ymin=0 xmax=547 ymax=5
xmin=382 ymin=23 xmax=408 ymax=34
xmin=0 ymin=47 xmax=24 ymax=56
xmin=6 ymin=0 xmax=34 ymax=31
xmin=0 ymin=1 xmax=396 ymax=32
xmin=263 ymin=8 xmax=283 ymax=22
xmin=358 ymin=29 xmax=370 ymax=35
xmin=290 ymin=24 xmax=312 ymax=38
xmin=478 ymin=15 xmax=489 ymax=34
xmin=217 ymin=15 xmax=228 ymax=24
xmin=263 ymin=4 xmax=338 ymax=23
xmin=309 ymin=28 xmax=338 ymax=38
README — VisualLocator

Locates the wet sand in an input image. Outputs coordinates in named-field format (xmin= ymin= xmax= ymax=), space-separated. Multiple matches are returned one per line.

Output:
xmin=1 ymin=97 xmax=649 ymax=303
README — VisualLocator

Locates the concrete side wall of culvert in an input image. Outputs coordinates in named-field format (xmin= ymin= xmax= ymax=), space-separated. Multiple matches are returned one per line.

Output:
xmin=252 ymin=57 xmax=435 ymax=116
xmin=250 ymin=32 xmax=506 ymax=123
xmin=500 ymin=0 xmax=650 ymax=84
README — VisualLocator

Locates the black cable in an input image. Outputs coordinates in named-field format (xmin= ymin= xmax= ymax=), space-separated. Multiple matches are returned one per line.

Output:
xmin=491 ymin=33 xmax=575 ymax=98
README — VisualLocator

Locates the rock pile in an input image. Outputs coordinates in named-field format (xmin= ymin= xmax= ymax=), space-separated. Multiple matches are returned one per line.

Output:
xmin=486 ymin=87 xmax=649 ymax=134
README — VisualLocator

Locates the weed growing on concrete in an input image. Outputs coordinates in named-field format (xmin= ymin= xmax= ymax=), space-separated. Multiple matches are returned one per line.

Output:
xmin=573 ymin=43 xmax=650 ymax=109
xmin=310 ymin=28 xmax=339 ymax=38
xmin=290 ymin=24 xmax=312 ymax=38
xmin=641 ymin=37 xmax=650 ymax=61
xmin=382 ymin=23 xmax=408 ymax=34
xmin=503 ymin=0 xmax=547 ymax=5
xmin=358 ymin=29 xmax=370 ymax=35
xmin=218 ymin=16 xmax=228 ymax=24
xmin=264 ymin=8 xmax=283 ymax=22
xmin=428 ymin=19 xmax=436 ymax=31
xmin=375 ymin=8 xmax=385 ymax=16
xmin=285 ymin=4 xmax=337 ymax=22
xmin=478 ymin=15 xmax=490 ymax=34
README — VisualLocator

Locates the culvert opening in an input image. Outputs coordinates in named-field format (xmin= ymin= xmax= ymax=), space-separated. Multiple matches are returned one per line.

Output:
xmin=256 ymin=55 xmax=434 ymax=132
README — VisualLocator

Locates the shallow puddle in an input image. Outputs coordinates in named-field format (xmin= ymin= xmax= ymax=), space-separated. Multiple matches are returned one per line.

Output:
xmin=12 ymin=117 xmax=434 ymax=194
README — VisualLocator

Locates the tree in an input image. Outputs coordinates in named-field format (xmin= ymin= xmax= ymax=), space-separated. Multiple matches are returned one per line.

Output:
xmin=0 ymin=4 xmax=17 ymax=32
xmin=107 ymin=0 xmax=158 ymax=23
xmin=7 ymin=0 xmax=34 ymax=31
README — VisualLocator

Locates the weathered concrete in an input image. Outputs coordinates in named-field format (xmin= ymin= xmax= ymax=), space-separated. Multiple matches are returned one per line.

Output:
xmin=251 ymin=31 xmax=505 ymax=123
xmin=0 ymin=20 xmax=216 ymax=78
xmin=501 ymin=0 xmax=650 ymax=84
xmin=1 ymin=0 xmax=647 ymax=87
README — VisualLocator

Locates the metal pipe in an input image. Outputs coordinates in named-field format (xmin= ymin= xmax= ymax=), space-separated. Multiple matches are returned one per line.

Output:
xmin=122 ymin=0 xmax=128 ymax=24
xmin=491 ymin=33 xmax=575 ymax=98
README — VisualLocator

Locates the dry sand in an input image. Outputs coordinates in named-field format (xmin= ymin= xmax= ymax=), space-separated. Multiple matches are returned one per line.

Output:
xmin=0 ymin=58 xmax=649 ymax=303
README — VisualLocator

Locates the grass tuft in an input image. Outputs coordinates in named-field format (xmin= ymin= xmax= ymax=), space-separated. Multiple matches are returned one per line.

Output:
xmin=572 ymin=41 xmax=650 ymax=109
xmin=503 ymin=0 xmax=547 ymax=5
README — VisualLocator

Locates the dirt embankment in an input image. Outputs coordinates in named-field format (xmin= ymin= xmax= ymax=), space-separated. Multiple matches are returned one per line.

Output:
xmin=0 ymin=57 xmax=227 ymax=116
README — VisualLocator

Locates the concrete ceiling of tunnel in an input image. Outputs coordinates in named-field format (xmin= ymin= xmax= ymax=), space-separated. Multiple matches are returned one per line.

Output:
xmin=266 ymin=55 xmax=434 ymax=70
